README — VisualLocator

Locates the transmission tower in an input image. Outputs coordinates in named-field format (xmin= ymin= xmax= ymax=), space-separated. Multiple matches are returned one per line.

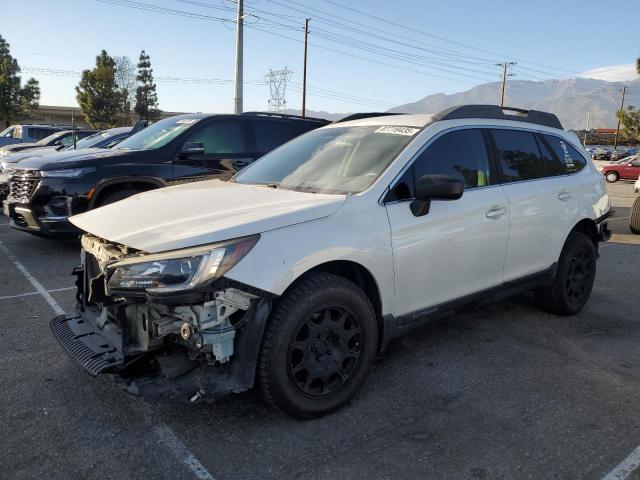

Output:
xmin=265 ymin=67 xmax=293 ymax=112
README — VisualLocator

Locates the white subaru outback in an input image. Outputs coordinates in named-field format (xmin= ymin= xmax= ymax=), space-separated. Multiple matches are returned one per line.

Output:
xmin=51 ymin=105 xmax=611 ymax=418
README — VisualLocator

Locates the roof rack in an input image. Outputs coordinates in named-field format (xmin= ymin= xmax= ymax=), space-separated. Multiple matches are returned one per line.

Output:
xmin=334 ymin=112 xmax=406 ymax=123
xmin=432 ymin=105 xmax=563 ymax=130
xmin=241 ymin=111 xmax=329 ymax=123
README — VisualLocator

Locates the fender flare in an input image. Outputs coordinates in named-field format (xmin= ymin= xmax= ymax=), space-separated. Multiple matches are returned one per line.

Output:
xmin=88 ymin=176 xmax=167 ymax=209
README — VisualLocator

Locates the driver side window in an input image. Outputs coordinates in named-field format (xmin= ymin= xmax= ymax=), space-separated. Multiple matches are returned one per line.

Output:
xmin=183 ymin=120 xmax=247 ymax=154
xmin=388 ymin=128 xmax=491 ymax=202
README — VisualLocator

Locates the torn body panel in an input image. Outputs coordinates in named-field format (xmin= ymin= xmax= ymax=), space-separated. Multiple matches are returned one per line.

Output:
xmin=52 ymin=234 xmax=273 ymax=402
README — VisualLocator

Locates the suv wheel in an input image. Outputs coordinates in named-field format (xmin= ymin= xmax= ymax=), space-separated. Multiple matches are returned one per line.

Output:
xmin=605 ymin=171 xmax=619 ymax=183
xmin=534 ymin=232 xmax=596 ymax=316
xmin=630 ymin=196 xmax=640 ymax=235
xmin=257 ymin=272 xmax=377 ymax=419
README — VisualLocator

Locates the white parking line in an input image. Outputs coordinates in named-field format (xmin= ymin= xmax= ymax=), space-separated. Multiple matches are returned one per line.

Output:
xmin=153 ymin=424 xmax=215 ymax=480
xmin=0 ymin=287 xmax=75 ymax=301
xmin=0 ymin=239 xmax=216 ymax=480
xmin=0 ymin=241 xmax=65 ymax=315
xmin=602 ymin=445 xmax=640 ymax=480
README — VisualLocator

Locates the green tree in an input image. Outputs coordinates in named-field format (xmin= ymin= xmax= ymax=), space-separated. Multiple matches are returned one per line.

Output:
xmin=0 ymin=34 xmax=40 ymax=124
xmin=75 ymin=50 xmax=122 ymax=128
xmin=617 ymin=106 xmax=640 ymax=140
xmin=114 ymin=56 xmax=137 ymax=124
xmin=134 ymin=50 xmax=160 ymax=121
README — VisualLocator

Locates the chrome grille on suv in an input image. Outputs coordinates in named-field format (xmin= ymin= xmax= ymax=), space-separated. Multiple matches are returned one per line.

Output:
xmin=9 ymin=169 xmax=41 ymax=202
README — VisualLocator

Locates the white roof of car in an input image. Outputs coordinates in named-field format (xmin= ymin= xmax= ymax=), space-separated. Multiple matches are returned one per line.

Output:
xmin=331 ymin=114 xmax=434 ymax=128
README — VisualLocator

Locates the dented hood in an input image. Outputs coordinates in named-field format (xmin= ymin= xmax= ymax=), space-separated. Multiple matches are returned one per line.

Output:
xmin=70 ymin=179 xmax=346 ymax=252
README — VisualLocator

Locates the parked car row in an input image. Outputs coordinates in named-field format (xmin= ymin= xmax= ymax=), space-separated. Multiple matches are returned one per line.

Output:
xmin=2 ymin=112 xmax=328 ymax=235
xmin=1 ymin=105 xmax=612 ymax=418
xmin=597 ymin=155 xmax=640 ymax=183
xmin=0 ymin=124 xmax=71 ymax=146
xmin=0 ymin=127 xmax=134 ymax=203
xmin=588 ymin=146 xmax=638 ymax=162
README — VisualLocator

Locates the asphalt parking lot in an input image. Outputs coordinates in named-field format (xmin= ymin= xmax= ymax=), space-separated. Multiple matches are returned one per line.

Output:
xmin=1 ymin=181 xmax=639 ymax=480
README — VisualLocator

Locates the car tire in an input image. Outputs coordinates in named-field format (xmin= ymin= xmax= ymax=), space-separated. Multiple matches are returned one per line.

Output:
xmin=605 ymin=171 xmax=619 ymax=183
xmin=257 ymin=272 xmax=378 ymax=419
xmin=534 ymin=232 xmax=596 ymax=316
xmin=630 ymin=196 xmax=640 ymax=235
xmin=95 ymin=188 xmax=143 ymax=208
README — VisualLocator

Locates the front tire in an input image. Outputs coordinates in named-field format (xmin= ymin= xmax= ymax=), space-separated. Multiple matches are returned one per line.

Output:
xmin=630 ymin=196 xmax=640 ymax=235
xmin=535 ymin=232 xmax=596 ymax=316
xmin=605 ymin=171 xmax=619 ymax=183
xmin=257 ymin=272 xmax=378 ymax=419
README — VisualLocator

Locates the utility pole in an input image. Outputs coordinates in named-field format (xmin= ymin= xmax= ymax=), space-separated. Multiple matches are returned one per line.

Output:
xmin=302 ymin=18 xmax=310 ymax=118
xmin=71 ymin=109 xmax=76 ymax=149
xmin=613 ymin=86 xmax=626 ymax=149
xmin=583 ymin=111 xmax=591 ymax=146
xmin=233 ymin=0 xmax=244 ymax=114
xmin=497 ymin=61 xmax=516 ymax=107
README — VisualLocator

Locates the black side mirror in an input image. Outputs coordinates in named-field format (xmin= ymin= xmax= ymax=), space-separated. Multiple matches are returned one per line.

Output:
xmin=180 ymin=141 xmax=205 ymax=156
xmin=411 ymin=174 xmax=464 ymax=217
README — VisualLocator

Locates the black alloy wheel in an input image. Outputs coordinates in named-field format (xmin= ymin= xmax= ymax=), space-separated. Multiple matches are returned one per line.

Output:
xmin=535 ymin=231 xmax=597 ymax=315
xmin=258 ymin=272 xmax=377 ymax=419
xmin=287 ymin=304 xmax=363 ymax=398
xmin=564 ymin=246 xmax=596 ymax=306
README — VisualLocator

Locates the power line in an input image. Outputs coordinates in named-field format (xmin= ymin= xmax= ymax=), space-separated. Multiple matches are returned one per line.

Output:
xmin=321 ymin=0 xmax=583 ymax=75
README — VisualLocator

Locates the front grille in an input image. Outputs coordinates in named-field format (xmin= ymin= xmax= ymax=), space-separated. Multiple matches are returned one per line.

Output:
xmin=9 ymin=169 xmax=41 ymax=202
xmin=0 ymin=182 xmax=8 ymax=201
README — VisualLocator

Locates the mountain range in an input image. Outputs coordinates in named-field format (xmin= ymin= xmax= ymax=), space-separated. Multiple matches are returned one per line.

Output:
xmin=290 ymin=77 xmax=640 ymax=130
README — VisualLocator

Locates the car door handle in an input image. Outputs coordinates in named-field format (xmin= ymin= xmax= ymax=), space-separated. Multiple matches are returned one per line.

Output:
xmin=486 ymin=206 xmax=507 ymax=219
xmin=558 ymin=191 xmax=572 ymax=201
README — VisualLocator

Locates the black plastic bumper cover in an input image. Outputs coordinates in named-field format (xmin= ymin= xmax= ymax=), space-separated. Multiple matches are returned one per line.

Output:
xmin=50 ymin=314 xmax=124 ymax=376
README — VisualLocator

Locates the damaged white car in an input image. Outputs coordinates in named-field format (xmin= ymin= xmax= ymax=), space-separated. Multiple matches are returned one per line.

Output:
xmin=51 ymin=106 xmax=610 ymax=418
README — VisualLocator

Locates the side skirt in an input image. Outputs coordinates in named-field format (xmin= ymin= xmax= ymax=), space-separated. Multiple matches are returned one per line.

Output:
xmin=379 ymin=263 xmax=558 ymax=350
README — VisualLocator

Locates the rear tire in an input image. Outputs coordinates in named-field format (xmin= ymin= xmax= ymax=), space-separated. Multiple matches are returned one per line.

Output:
xmin=257 ymin=272 xmax=378 ymax=419
xmin=630 ymin=196 xmax=640 ymax=235
xmin=95 ymin=188 xmax=143 ymax=208
xmin=534 ymin=232 xmax=596 ymax=316
xmin=605 ymin=171 xmax=619 ymax=183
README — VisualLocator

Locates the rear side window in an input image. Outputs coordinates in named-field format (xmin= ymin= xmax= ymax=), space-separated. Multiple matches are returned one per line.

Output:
xmin=253 ymin=120 xmax=296 ymax=152
xmin=490 ymin=129 xmax=549 ymax=182
xmin=542 ymin=134 xmax=587 ymax=174
xmin=412 ymin=128 xmax=492 ymax=189
xmin=184 ymin=120 xmax=247 ymax=154
xmin=33 ymin=128 xmax=55 ymax=140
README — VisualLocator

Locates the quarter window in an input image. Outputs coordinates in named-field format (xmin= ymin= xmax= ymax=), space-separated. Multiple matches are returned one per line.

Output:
xmin=542 ymin=134 xmax=587 ymax=174
xmin=412 ymin=129 xmax=491 ymax=189
xmin=184 ymin=120 xmax=246 ymax=154
xmin=491 ymin=129 xmax=548 ymax=182
xmin=253 ymin=120 xmax=296 ymax=152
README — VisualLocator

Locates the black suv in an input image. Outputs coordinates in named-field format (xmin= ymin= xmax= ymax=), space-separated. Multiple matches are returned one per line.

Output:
xmin=3 ymin=113 xmax=328 ymax=235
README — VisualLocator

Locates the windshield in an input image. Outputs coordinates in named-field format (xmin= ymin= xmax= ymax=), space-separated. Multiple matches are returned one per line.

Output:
xmin=36 ymin=131 xmax=66 ymax=146
xmin=235 ymin=125 xmax=419 ymax=194
xmin=66 ymin=129 xmax=118 ymax=150
xmin=0 ymin=126 xmax=17 ymax=138
xmin=115 ymin=116 xmax=200 ymax=151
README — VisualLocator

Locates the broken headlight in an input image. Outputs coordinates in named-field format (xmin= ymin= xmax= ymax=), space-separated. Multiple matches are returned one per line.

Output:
xmin=106 ymin=235 xmax=259 ymax=293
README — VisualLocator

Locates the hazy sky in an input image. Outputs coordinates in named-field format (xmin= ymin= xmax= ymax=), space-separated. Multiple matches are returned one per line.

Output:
xmin=4 ymin=0 xmax=640 ymax=114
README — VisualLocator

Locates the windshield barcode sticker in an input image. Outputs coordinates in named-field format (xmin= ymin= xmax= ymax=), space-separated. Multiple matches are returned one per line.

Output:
xmin=375 ymin=126 xmax=420 ymax=136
